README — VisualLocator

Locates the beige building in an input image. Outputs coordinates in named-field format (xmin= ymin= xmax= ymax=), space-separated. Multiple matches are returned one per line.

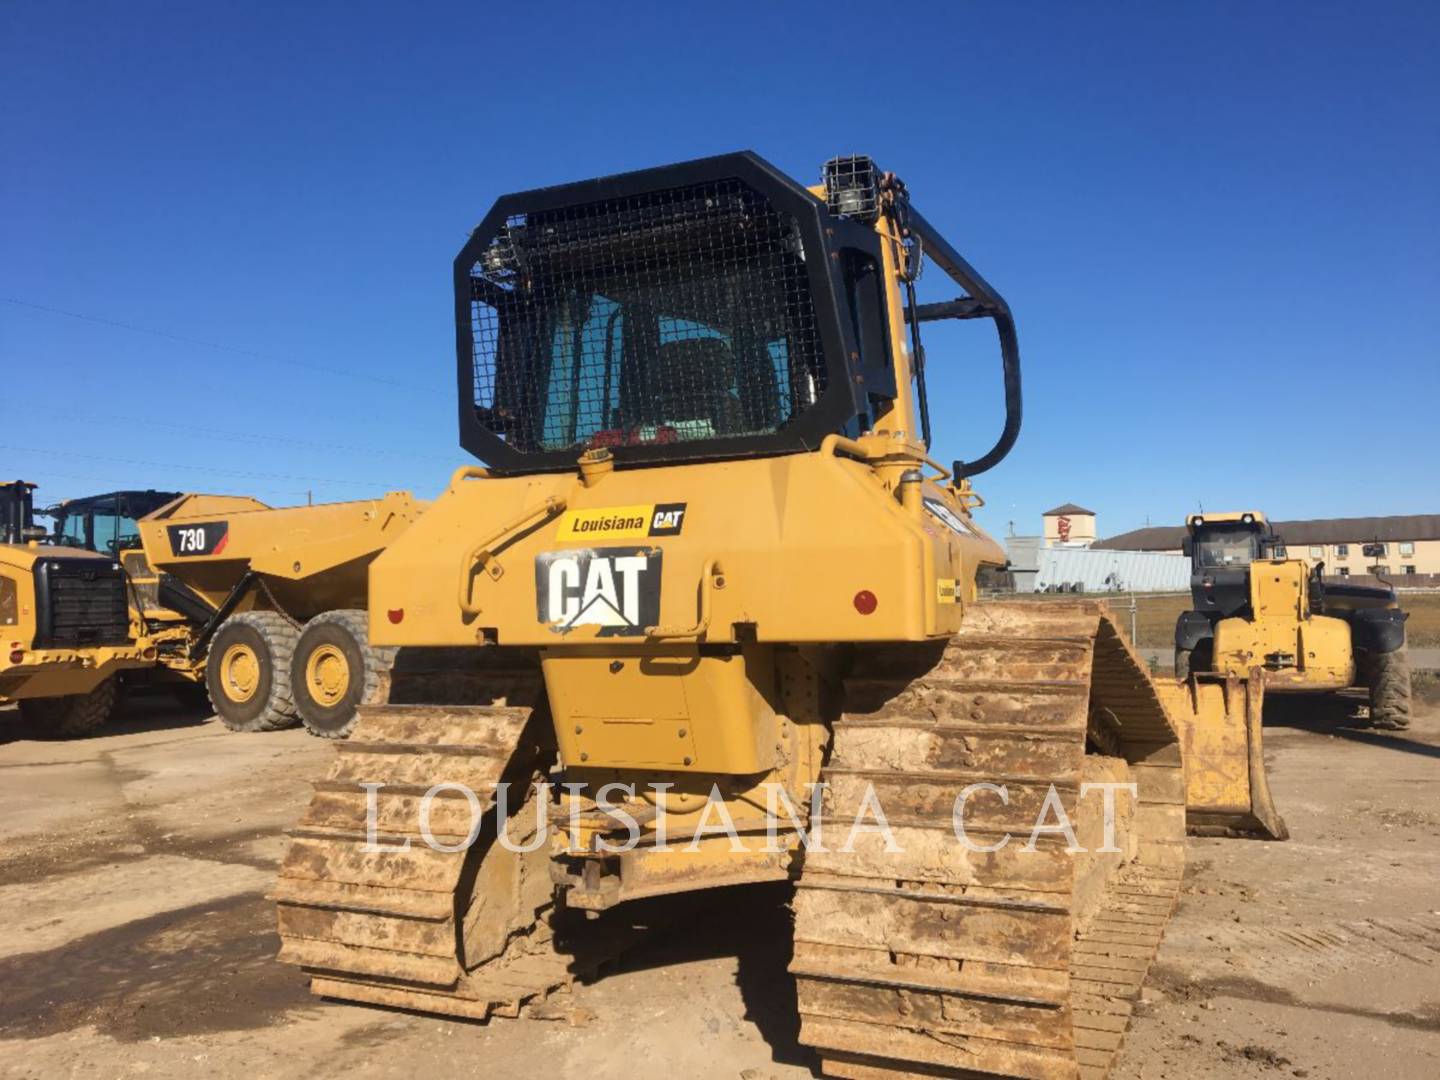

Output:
xmin=1093 ymin=514 xmax=1440 ymax=580
xmin=1041 ymin=503 xmax=1097 ymax=546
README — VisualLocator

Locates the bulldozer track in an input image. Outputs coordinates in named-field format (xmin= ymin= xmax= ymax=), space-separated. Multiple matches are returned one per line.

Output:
xmin=274 ymin=653 xmax=617 ymax=1020
xmin=792 ymin=601 xmax=1186 ymax=1080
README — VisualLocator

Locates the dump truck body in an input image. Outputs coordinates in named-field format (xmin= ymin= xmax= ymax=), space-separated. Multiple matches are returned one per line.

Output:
xmin=140 ymin=491 xmax=417 ymax=616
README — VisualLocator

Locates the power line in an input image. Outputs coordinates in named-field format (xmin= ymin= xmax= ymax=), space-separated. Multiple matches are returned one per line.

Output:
xmin=0 ymin=295 xmax=446 ymax=397
xmin=12 ymin=466 xmax=316 ymax=505
xmin=0 ymin=443 xmax=415 ymax=491
xmin=24 ymin=406 xmax=460 ymax=464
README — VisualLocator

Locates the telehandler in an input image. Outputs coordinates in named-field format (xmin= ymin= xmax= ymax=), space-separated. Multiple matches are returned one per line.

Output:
xmin=1 ymin=481 xmax=155 ymax=735
xmin=46 ymin=488 xmax=428 ymax=737
xmin=275 ymin=153 xmax=1269 ymax=1078
xmin=1174 ymin=511 xmax=1411 ymax=729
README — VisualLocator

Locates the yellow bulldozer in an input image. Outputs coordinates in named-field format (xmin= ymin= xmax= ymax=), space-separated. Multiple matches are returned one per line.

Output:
xmin=45 ymin=487 xmax=427 ymax=737
xmin=1 ymin=481 xmax=155 ymax=735
xmin=273 ymin=153 xmax=1274 ymax=1078
xmin=1174 ymin=511 xmax=1411 ymax=729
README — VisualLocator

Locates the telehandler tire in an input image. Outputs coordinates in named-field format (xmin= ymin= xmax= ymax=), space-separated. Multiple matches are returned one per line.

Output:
xmin=206 ymin=611 xmax=301 ymax=732
xmin=18 ymin=675 xmax=120 ymax=738
xmin=290 ymin=609 xmax=395 ymax=739
xmin=1365 ymin=649 xmax=1412 ymax=730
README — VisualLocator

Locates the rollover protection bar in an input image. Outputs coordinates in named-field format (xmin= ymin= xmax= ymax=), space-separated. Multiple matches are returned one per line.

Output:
xmin=902 ymin=204 xmax=1022 ymax=481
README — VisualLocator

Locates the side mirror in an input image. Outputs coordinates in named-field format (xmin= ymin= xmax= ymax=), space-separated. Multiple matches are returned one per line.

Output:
xmin=1181 ymin=537 xmax=1193 ymax=558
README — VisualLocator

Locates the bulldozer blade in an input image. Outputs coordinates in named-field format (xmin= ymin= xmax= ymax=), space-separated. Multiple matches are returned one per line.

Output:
xmin=1155 ymin=671 xmax=1288 ymax=841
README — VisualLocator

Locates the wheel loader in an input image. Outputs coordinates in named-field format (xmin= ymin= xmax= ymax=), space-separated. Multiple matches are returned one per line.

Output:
xmin=40 ymin=488 xmax=202 ymax=707
xmin=0 ymin=481 xmax=155 ymax=736
xmin=42 ymin=487 xmax=429 ymax=737
xmin=274 ymin=153 xmax=1272 ymax=1078
xmin=1174 ymin=511 xmax=1411 ymax=728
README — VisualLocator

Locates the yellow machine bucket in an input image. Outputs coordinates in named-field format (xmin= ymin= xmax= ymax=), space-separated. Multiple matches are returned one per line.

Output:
xmin=1155 ymin=672 xmax=1289 ymax=840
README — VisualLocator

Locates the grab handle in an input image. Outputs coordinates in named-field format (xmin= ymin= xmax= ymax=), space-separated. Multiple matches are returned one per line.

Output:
xmin=646 ymin=559 xmax=723 ymax=640
xmin=458 ymin=495 xmax=567 ymax=616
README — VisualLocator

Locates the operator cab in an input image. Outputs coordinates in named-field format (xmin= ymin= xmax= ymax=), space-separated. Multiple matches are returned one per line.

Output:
xmin=40 ymin=490 xmax=182 ymax=556
xmin=456 ymin=152 xmax=1020 ymax=483
xmin=1184 ymin=512 xmax=1278 ymax=618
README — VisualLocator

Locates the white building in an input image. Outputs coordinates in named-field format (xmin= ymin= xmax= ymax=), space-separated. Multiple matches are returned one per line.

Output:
xmin=1005 ymin=502 xmax=1189 ymax=594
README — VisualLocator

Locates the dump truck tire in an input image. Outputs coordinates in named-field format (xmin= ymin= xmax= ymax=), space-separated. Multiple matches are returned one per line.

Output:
xmin=1366 ymin=649 xmax=1412 ymax=730
xmin=18 ymin=675 xmax=121 ymax=738
xmin=291 ymin=609 xmax=395 ymax=739
xmin=206 ymin=611 xmax=301 ymax=732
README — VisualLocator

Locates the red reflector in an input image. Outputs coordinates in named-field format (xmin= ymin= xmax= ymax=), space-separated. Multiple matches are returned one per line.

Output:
xmin=8 ymin=649 xmax=24 ymax=663
xmin=387 ymin=608 xmax=404 ymax=624
xmin=853 ymin=590 xmax=878 ymax=615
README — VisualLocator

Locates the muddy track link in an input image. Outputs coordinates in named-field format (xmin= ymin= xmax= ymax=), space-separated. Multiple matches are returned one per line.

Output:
xmin=792 ymin=601 xmax=1185 ymax=1080
xmin=274 ymin=654 xmax=617 ymax=1019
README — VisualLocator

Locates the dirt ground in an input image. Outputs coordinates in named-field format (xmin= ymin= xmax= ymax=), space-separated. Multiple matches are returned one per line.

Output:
xmin=1 ymin=690 xmax=1437 ymax=1079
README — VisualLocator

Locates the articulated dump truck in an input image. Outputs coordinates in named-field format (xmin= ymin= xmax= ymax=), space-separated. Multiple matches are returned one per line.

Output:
xmin=274 ymin=153 xmax=1280 ymax=1078
xmin=127 ymin=491 xmax=428 ymax=736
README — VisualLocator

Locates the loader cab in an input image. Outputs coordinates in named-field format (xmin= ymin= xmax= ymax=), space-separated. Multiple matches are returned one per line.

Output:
xmin=456 ymin=152 xmax=1020 ymax=484
xmin=42 ymin=490 xmax=181 ymax=556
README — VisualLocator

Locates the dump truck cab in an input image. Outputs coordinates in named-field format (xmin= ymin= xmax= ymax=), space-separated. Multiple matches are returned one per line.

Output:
xmin=41 ymin=489 xmax=182 ymax=558
xmin=0 ymin=481 xmax=154 ymax=734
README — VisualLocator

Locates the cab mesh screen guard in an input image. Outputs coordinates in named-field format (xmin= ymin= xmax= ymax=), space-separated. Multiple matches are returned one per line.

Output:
xmin=455 ymin=152 xmax=879 ymax=472
xmin=470 ymin=179 xmax=823 ymax=453
xmin=454 ymin=151 xmax=1019 ymax=477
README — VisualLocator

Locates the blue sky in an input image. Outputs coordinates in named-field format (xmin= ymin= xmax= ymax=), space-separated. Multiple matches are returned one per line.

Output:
xmin=3 ymin=2 xmax=1436 ymax=540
